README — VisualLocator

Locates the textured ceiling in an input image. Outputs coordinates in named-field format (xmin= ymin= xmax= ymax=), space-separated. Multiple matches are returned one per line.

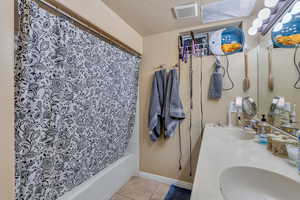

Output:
xmin=103 ymin=0 xmax=264 ymax=36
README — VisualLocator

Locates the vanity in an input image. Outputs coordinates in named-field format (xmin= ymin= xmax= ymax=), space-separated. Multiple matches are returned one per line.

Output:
xmin=191 ymin=125 xmax=300 ymax=200
xmin=191 ymin=2 xmax=300 ymax=199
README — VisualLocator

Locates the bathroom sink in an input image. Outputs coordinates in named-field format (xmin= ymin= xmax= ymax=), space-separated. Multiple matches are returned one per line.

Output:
xmin=219 ymin=166 xmax=300 ymax=200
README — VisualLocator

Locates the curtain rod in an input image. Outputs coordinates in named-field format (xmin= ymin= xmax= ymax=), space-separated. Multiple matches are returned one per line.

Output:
xmin=32 ymin=0 xmax=142 ymax=58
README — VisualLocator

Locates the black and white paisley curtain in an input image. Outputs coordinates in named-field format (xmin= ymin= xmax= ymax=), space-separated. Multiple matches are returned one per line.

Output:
xmin=15 ymin=1 xmax=140 ymax=199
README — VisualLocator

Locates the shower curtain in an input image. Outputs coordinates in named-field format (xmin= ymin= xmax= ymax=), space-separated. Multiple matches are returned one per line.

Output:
xmin=15 ymin=1 xmax=140 ymax=199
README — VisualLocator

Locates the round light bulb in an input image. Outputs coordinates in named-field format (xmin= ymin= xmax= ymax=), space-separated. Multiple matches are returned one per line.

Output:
xmin=291 ymin=2 xmax=300 ymax=15
xmin=258 ymin=8 xmax=271 ymax=21
xmin=264 ymin=0 xmax=279 ymax=8
xmin=248 ymin=27 xmax=258 ymax=36
xmin=273 ymin=22 xmax=283 ymax=32
xmin=252 ymin=18 xmax=263 ymax=28
xmin=282 ymin=13 xmax=292 ymax=24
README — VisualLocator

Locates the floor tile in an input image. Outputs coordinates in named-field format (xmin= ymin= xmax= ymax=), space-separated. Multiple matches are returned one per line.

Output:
xmin=119 ymin=176 xmax=160 ymax=194
xmin=114 ymin=177 xmax=170 ymax=200
xmin=111 ymin=194 xmax=133 ymax=200
xmin=150 ymin=183 xmax=170 ymax=200
xmin=117 ymin=189 xmax=152 ymax=200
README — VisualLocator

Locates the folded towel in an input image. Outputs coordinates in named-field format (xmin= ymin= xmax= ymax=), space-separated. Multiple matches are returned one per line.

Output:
xmin=163 ymin=69 xmax=185 ymax=137
xmin=208 ymin=58 xmax=223 ymax=99
xmin=148 ymin=70 xmax=166 ymax=142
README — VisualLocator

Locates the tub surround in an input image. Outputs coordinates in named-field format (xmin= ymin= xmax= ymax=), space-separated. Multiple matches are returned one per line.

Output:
xmin=191 ymin=125 xmax=300 ymax=200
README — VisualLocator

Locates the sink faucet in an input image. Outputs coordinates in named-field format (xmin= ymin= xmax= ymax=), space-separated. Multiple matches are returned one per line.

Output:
xmin=249 ymin=119 xmax=259 ymax=131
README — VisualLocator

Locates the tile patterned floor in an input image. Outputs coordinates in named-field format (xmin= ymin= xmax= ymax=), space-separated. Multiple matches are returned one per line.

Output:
xmin=111 ymin=176 xmax=170 ymax=200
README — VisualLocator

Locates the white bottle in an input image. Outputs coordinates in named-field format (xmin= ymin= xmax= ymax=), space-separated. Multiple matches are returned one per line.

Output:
xmin=290 ymin=104 xmax=297 ymax=123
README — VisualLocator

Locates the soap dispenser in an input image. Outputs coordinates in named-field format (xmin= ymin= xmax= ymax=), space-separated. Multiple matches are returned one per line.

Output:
xmin=262 ymin=114 xmax=267 ymax=122
xmin=258 ymin=114 xmax=268 ymax=134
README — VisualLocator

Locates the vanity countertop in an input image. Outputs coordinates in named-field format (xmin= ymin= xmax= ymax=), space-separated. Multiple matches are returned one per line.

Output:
xmin=191 ymin=125 xmax=300 ymax=200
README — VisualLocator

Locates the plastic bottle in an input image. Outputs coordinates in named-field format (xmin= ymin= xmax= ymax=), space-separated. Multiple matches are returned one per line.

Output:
xmin=255 ymin=115 xmax=269 ymax=144
xmin=290 ymin=104 xmax=297 ymax=123
xmin=259 ymin=114 xmax=268 ymax=134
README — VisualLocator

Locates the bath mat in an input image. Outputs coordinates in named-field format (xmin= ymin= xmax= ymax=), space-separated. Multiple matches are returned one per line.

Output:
xmin=164 ymin=185 xmax=191 ymax=200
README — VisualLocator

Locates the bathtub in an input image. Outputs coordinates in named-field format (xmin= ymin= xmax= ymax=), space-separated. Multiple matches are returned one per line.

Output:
xmin=58 ymin=154 xmax=138 ymax=200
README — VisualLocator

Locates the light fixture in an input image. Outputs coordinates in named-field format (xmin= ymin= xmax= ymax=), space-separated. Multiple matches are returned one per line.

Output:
xmin=258 ymin=8 xmax=272 ymax=21
xmin=291 ymin=1 xmax=300 ymax=15
xmin=273 ymin=22 xmax=283 ymax=32
xmin=282 ymin=12 xmax=293 ymax=24
xmin=264 ymin=0 xmax=279 ymax=8
xmin=248 ymin=27 xmax=258 ymax=36
xmin=252 ymin=18 xmax=263 ymax=28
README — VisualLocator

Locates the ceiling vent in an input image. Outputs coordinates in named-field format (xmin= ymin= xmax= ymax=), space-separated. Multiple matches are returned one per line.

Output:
xmin=173 ymin=3 xmax=199 ymax=20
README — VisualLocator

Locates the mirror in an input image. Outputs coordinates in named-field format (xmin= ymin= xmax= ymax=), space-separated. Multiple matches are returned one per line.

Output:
xmin=257 ymin=2 xmax=300 ymax=137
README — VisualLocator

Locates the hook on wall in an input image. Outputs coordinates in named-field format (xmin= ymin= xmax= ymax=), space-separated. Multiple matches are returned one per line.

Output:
xmin=154 ymin=63 xmax=179 ymax=70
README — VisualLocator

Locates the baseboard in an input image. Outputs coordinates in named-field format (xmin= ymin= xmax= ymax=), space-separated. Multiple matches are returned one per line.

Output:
xmin=138 ymin=171 xmax=193 ymax=190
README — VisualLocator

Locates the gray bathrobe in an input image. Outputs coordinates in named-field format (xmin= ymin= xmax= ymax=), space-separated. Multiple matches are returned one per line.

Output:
xmin=148 ymin=70 xmax=166 ymax=141
xmin=148 ymin=69 xmax=185 ymax=141
xmin=163 ymin=69 xmax=185 ymax=137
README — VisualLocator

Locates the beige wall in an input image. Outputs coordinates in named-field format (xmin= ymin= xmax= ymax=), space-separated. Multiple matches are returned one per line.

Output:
xmin=0 ymin=1 xmax=15 ymax=200
xmin=56 ymin=0 xmax=143 ymax=54
xmin=140 ymin=23 xmax=258 ymax=183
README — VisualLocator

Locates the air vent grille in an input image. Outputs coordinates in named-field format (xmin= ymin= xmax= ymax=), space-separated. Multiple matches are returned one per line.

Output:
xmin=174 ymin=3 xmax=199 ymax=20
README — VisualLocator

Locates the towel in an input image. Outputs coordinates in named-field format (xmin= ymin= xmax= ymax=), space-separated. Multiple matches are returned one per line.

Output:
xmin=163 ymin=69 xmax=185 ymax=137
xmin=208 ymin=58 xmax=223 ymax=99
xmin=148 ymin=70 xmax=166 ymax=142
